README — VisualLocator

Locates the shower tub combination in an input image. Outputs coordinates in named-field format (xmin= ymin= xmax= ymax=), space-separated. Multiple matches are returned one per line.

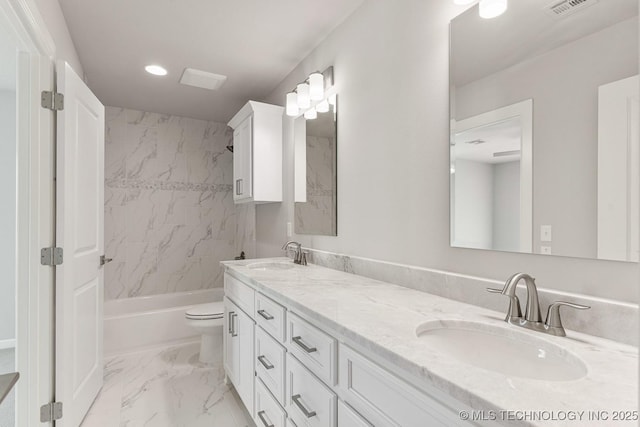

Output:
xmin=103 ymin=288 xmax=224 ymax=356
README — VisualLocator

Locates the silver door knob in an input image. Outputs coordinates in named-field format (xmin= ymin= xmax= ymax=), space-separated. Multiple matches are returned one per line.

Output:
xmin=100 ymin=255 xmax=113 ymax=266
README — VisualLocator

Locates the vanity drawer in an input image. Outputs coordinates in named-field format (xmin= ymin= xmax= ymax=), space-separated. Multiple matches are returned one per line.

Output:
xmin=225 ymin=273 xmax=255 ymax=316
xmin=256 ymin=292 xmax=287 ymax=342
xmin=287 ymin=312 xmax=337 ymax=385
xmin=338 ymin=345 xmax=471 ymax=427
xmin=286 ymin=353 xmax=337 ymax=427
xmin=338 ymin=400 xmax=374 ymax=427
xmin=255 ymin=378 xmax=286 ymax=427
xmin=256 ymin=326 xmax=286 ymax=405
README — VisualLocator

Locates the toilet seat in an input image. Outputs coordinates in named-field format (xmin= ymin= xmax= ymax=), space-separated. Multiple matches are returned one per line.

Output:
xmin=185 ymin=302 xmax=224 ymax=320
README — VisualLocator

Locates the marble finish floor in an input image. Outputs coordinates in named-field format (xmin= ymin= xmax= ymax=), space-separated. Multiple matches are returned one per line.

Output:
xmin=0 ymin=348 xmax=15 ymax=427
xmin=81 ymin=341 xmax=255 ymax=427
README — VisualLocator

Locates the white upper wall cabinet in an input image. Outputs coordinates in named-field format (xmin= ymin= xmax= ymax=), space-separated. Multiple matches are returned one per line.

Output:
xmin=228 ymin=101 xmax=284 ymax=204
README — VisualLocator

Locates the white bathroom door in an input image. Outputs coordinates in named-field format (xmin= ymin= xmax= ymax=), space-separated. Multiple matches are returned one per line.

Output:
xmin=597 ymin=75 xmax=639 ymax=262
xmin=55 ymin=60 xmax=105 ymax=427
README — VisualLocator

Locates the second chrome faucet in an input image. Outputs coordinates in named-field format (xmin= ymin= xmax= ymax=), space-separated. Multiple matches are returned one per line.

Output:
xmin=488 ymin=272 xmax=590 ymax=337
xmin=282 ymin=241 xmax=308 ymax=266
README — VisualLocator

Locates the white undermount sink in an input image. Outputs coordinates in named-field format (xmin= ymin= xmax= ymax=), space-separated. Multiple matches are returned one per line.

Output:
xmin=246 ymin=261 xmax=296 ymax=271
xmin=416 ymin=320 xmax=587 ymax=381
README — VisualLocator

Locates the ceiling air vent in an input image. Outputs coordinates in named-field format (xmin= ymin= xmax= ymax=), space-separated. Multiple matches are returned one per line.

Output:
xmin=180 ymin=68 xmax=227 ymax=91
xmin=545 ymin=0 xmax=598 ymax=18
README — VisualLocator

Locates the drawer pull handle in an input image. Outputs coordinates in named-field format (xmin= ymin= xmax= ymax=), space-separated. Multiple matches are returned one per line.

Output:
xmin=292 ymin=336 xmax=317 ymax=353
xmin=257 ymin=410 xmax=274 ymax=427
xmin=231 ymin=313 xmax=238 ymax=337
xmin=258 ymin=309 xmax=274 ymax=320
xmin=292 ymin=394 xmax=316 ymax=418
xmin=227 ymin=311 xmax=235 ymax=335
xmin=257 ymin=355 xmax=274 ymax=370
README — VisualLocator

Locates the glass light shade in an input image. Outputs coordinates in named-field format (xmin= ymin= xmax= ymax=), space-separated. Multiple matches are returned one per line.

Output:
xmin=454 ymin=0 xmax=476 ymax=4
xmin=479 ymin=0 xmax=507 ymax=18
xmin=304 ymin=108 xmax=317 ymax=120
xmin=286 ymin=92 xmax=299 ymax=117
xmin=297 ymin=83 xmax=311 ymax=108
xmin=309 ymin=72 xmax=324 ymax=101
xmin=316 ymin=100 xmax=330 ymax=113
xmin=328 ymin=93 xmax=337 ymax=106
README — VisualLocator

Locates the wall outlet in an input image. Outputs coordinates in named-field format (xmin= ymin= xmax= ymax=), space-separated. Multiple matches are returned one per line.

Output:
xmin=287 ymin=222 xmax=292 ymax=237
xmin=540 ymin=225 xmax=552 ymax=242
xmin=540 ymin=246 xmax=552 ymax=255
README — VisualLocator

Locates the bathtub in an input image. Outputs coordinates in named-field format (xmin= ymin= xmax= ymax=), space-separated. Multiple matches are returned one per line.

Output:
xmin=104 ymin=288 xmax=224 ymax=356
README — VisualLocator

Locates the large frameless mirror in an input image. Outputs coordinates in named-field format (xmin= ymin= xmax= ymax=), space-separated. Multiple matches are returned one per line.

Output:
xmin=450 ymin=0 xmax=639 ymax=262
xmin=294 ymin=96 xmax=338 ymax=236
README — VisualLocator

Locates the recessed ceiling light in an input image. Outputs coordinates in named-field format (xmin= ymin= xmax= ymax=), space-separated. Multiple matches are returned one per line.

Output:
xmin=145 ymin=65 xmax=168 ymax=76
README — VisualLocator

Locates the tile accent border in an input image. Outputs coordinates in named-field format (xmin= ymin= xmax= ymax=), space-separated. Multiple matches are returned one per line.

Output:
xmin=307 ymin=249 xmax=638 ymax=346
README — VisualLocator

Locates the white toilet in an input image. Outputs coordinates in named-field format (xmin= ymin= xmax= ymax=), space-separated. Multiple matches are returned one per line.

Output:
xmin=185 ymin=301 xmax=224 ymax=363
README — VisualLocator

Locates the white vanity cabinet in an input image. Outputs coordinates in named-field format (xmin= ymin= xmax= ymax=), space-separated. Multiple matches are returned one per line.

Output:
xmin=223 ymin=274 xmax=257 ymax=417
xmin=223 ymin=272 xmax=475 ymax=427
xmin=227 ymin=101 xmax=284 ymax=204
xmin=223 ymin=297 xmax=255 ymax=415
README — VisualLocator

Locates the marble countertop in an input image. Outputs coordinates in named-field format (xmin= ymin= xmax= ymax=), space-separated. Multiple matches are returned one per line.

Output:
xmin=222 ymin=258 xmax=638 ymax=427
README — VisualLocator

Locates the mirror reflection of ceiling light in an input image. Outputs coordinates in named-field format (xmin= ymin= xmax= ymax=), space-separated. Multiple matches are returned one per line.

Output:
xmin=145 ymin=65 xmax=168 ymax=76
xmin=479 ymin=0 xmax=508 ymax=19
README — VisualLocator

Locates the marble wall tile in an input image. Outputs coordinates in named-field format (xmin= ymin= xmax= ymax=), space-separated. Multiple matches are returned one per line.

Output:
xmin=307 ymin=249 xmax=639 ymax=345
xmin=104 ymin=107 xmax=246 ymax=300
xmin=295 ymin=135 xmax=336 ymax=235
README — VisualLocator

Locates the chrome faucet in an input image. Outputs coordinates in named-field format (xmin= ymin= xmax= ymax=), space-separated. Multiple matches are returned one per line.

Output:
xmin=282 ymin=241 xmax=307 ymax=265
xmin=488 ymin=272 xmax=590 ymax=337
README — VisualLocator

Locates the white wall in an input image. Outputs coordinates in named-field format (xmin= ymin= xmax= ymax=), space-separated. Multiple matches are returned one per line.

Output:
xmin=453 ymin=159 xmax=493 ymax=249
xmin=0 ymin=91 xmax=16 ymax=343
xmin=258 ymin=0 xmax=638 ymax=303
xmin=32 ymin=0 xmax=84 ymax=76
xmin=492 ymin=161 xmax=520 ymax=252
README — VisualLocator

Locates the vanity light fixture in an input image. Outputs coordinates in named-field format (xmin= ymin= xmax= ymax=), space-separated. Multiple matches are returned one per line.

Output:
xmin=286 ymin=92 xmax=299 ymax=116
xmin=285 ymin=67 xmax=335 ymax=119
xmin=145 ymin=64 xmax=168 ymax=76
xmin=304 ymin=108 xmax=317 ymax=120
xmin=316 ymin=99 xmax=330 ymax=113
xmin=309 ymin=72 xmax=324 ymax=100
xmin=479 ymin=0 xmax=508 ymax=19
xmin=297 ymin=83 xmax=311 ymax=109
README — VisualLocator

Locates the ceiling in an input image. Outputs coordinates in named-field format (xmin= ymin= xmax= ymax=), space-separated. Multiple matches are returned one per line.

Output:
xmin=451 ymin=0 xmax=637 ymax=87
xmin=58 ymin=0 xmax=364 ymax=122
xmin=454 ymin=117 xmax=521 ymax=164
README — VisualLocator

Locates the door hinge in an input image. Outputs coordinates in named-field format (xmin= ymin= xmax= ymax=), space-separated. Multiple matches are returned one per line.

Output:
xmin=40 ymin=247 xmax=63 ymax=266
xmin=40 ymin=401 xmax=63 ymax=422
xmin=41 ymin=91 xmax=64 ymax=111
